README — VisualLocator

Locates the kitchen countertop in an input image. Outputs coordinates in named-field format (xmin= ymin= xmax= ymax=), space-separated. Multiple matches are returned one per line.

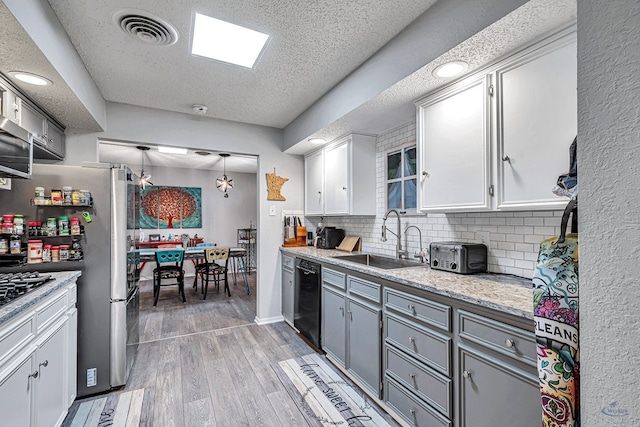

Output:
xmin=281 ymin=247 xmax=534 ymax=320
xmin=0 ymin=270 xmax=82 ymax=325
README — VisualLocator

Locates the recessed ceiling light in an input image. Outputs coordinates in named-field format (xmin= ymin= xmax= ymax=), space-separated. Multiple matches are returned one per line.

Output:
xmin=9 ymin=71 xmax=52 ymax=86
xmin=308 ymin=138 xmax=326 ymax=145
xmin=432 ymin=61 xmax=469 ymax=78
xmin=158 ymin=146 xmax=188 ymax=155
xmin=191 ymin=12 xmax=269 ymax=69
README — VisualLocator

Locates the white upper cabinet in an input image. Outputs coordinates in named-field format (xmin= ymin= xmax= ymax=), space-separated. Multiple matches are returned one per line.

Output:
xmin=417 ymin=75 xmax=491 ymax=212
xmin=304 ymin=150 xmax=324 ymax=215
xmin=304 ymin=133 xmax=376 ymax=216
xmin=496 ymin=33 xmax=577 ymax=210
xmin=416 ymin=26 xmax=577 ymax=213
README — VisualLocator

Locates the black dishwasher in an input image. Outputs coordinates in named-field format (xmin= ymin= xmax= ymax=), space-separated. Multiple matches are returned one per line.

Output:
xmin=294 ymin=258 xmax=321 ymax=348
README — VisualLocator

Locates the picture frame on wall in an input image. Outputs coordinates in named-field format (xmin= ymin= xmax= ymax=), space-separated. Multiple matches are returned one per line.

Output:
xmin=148 ymin=234 xmax=161 ymax=242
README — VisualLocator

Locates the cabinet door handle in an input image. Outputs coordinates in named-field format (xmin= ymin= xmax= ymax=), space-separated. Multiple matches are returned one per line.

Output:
xmin=505 ymin=339 xmax=515 ymax=348
xmin=28 ymin=371 xmax=39 ymax=379
xmin=339 ymin=307 xmax=344 ymax=315
xmin=422 ymin=171 xmax=429 ymax=178
xmin=318 ymin=191 xmax=322 ymax=194
xmin=39 ymin=360 xmax=49 ymax=368
xmin=409 ymin=337 xmax=415 ymax=344
xmin=410 ymin=409 xmax=416 ymax=416
xmin=409 ymin=373 xmax=416 ymax=379
xmin=463 ymin=370 xmax=471 ymax=379
xmin=407 ymin=304 xmax=415 ymax=312
xmin=502 ymin=155 xmax=511 ymax=162
xmin=348 ymin=310 xmax=353 ymax=320
xmin=342 ymin=187 xmax=347 ymax=190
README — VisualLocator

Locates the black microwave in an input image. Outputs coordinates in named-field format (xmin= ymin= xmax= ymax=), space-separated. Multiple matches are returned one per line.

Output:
xmin=0 ymin=114 xmax=32 ymax=178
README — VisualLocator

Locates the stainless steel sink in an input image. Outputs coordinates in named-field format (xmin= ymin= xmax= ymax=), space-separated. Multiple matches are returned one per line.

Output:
xmin=332 ymin=253 xmax=424 ymax=270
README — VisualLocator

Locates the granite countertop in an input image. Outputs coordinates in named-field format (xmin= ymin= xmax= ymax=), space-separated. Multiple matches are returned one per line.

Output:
xmin=0 ymin=270 xmax=82 ymax=325
xmin=281 ymin=247 xmax=534 ymax=320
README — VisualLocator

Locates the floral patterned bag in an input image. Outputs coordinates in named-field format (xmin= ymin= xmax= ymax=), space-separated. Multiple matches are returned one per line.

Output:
xmin=533 ymin=199 xmax=579 ymax=427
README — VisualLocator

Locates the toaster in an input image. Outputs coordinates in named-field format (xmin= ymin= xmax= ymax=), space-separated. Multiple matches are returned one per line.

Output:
xmin=429 ymin=242 xmax=487 ymax=274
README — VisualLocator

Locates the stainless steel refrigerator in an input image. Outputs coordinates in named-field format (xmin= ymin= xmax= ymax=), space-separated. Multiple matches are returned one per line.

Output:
xmin=0 ymin=163 xmax=140 ymax=397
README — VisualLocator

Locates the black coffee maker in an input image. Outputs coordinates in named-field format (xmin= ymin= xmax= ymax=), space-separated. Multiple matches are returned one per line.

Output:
xmin=316 ymin=227 xmax=345 ymax=249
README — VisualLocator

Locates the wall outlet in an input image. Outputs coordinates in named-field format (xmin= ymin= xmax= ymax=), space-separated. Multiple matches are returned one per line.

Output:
xmin=87 ymin=367 xmax=97 ymax=387
xmin=476 ymin=231 xmax=490 ymax=247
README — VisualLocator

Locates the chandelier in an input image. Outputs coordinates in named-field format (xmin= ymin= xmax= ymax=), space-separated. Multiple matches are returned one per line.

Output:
xmin=136 ymin=146 xmax=153 ymax=189
xmin=216 ymin=153 xmax=233 ymax=198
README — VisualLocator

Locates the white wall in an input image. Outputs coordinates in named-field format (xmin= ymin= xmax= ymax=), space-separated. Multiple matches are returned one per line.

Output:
xmin=66 ymin=102 xmax=304 ymax=323
xmin=579 ymin=0 xmax=640 ymax=424
xmin=125 ymin=163 xmax=257 ymax=247
xmin=317 ymin=120 xmax=563 ymax=279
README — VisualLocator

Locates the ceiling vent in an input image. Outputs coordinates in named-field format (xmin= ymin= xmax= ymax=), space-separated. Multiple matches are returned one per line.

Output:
xmin=113 ymin=9 xmax=179 ymax=46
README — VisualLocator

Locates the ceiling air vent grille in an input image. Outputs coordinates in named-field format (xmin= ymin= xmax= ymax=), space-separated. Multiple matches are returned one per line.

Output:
xmin=113 ymin=9 xmax=179 ymax=46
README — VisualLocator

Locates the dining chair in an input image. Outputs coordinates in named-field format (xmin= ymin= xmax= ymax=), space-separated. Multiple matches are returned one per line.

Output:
xmin=193 ymin=247 xmax=230 ymax=299
xmin=153 ymin=248 xmax=186 ymax=306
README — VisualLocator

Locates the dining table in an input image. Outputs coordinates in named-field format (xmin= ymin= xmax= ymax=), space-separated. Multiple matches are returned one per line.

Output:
xmin=137 ymin=246 xmax=250 ymax=295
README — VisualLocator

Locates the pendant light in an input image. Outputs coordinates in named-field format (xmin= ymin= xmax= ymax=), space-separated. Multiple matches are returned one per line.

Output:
xmin=216 ymin=153 xmax=233 ymax=198
xmin=136 ymin=146 xmax=153 ymax=189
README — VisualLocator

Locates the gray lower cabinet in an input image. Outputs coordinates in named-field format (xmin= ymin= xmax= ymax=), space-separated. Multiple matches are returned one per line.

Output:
xmin=281 ymin=255 xmax=294 ymax=325
xmin=321 ymin=285 xmax=346 ymax=366
xmin=321 ymin=268 xmax=382 ymax=398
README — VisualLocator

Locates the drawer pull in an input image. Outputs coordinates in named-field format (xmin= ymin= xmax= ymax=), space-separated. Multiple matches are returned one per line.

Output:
xmin=409 ymin=373 xmax=416 ymax=379
xmin=410 ymin=409 xmax=416 ymax=416
xmin=28 ymin=371 xmax=39 ymax=379
xmin=505 ymin=339 xmax=515 ymax=348
xmin=407 ymin=304 xmax=415 ymax=312
xmin=463 ymin=370 xmax=471 ymax=379
xmin=39 ymin=360 xmax=49 ymax=368
xmin=409 ymin=337 xmax=415 ymax=344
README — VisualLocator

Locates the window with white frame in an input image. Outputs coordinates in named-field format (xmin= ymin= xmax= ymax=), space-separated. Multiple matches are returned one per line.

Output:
xmin=386 ymin=143 xmax=417 ymax=210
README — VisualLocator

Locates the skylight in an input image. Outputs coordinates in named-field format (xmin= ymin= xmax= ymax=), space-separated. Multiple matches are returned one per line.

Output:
xmin=191 ymin=13 xmax=269 ymax=69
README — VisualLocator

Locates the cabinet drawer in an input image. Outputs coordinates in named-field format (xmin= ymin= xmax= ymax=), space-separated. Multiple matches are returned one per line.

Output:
xmin=385 ymin=344 xmax=452 ymax=418
xmin=36 ymin=289 xmax=67 ymax=333
xmin=384 ymin=288 xmax=451 ymax=332
xmin=385 ymin=313 xmax=451 ymax=376
xmin=0 ymin=315 xmax=35 ymax=364
xmin=282 ymin=254 xmax=294 ymax=270
xmin=348 ymin=276 xmax=380 ymax=304
xmin=322 ymin=268 xmax=346 ymax=290
xmin=458 ymin=310 xmax=536 ymax=367
xmin=385 ymin=377 xmax=451 ymax=427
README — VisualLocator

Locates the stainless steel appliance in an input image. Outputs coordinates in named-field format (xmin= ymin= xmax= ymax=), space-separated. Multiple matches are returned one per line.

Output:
xmin=294 ymin=258 xmax=321 ymax=348
xmin=0 ymin=163 xmax=140 ymax=397
xmin=0 ymin=114 xmax=32 ymax=178
xmin=0 ymin=272 xmax=53 ymax=305
xmin=430 ymin=241 xmax=487 ymax=274
xmin=316 ymin=227 xmax=344 ymax=249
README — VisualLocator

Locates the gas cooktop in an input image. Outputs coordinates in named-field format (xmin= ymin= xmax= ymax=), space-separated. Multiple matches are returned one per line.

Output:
xmin=0 ymin=272 xmax=53 ymax=306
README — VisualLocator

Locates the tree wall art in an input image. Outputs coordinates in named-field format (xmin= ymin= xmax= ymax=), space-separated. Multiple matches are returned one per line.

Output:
xmin=140 ymin=186 xmax=202 ymax=229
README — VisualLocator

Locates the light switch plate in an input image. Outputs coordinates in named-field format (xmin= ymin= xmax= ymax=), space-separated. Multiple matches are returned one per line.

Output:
xmin=269 ymin=205 xmax=276 ymax=216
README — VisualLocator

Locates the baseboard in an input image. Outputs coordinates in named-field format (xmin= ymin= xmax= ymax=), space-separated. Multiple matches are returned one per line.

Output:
xmin=254 ymin=315 xmax=284 ymax=325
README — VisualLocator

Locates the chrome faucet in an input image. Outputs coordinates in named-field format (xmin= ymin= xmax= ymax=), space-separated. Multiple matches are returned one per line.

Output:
xmin=405 ymin=225 xmax=427 ymax=263
xmin=382 ymin=209 xmax=407 ymax=259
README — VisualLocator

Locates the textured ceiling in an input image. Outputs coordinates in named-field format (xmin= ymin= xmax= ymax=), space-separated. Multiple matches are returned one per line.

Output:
xmin=0 ymin=0 xmax=576 ymax=158
xmin=45 ymin=0 xmax=438 ymax=129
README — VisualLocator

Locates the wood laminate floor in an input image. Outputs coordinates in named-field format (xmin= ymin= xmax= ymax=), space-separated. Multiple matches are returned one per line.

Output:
xmin=64 ymin=271 xmax=318 ymax=426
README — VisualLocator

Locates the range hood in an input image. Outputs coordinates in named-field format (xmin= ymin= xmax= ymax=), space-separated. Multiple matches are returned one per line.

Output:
xmin=32 ymin=135 xmax=63 ymax=161
xmin=0 ymin=114 xmax=32 ymax=179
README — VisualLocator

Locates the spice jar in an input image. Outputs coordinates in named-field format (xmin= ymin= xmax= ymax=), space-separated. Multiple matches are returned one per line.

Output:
xmin=72 ymin=189 xmax=82 ymax=205
xmin=59 ymin=244 xmax=70 ymax=261
xmin=9 ymin=235 xmax=21 ymax=254
xmin=51 ymin=245 xmax=60 ymax=262
xmin=1 ymin=221 xmax=12 ymax=234
xmin=80 ymin=190 xmax=91 ymax=205
xmin=0 ymin=238 xmax=7 ymax=254
xmin=70 ymin=238 xmax=82 ymax=261
xmin=35 ymin=186 xmax=45 ymax=199
xmin=70 ymin=217 xmax=81 ymax=235
xmin=62 ymin=186 xmax=73 ymax=205
xmin=27 ymin=240 xmax=43 ymax=263
xmin=51 ymin=189 xmax=62 ymax=205
xmin=42 ymin=244 xmax=52 ymax=262
xmin=13 ymin=214 xmax=24 ymax=235
xmin=58 ymin=216 xmax=70 ymax=236
xmin=46 ymin=217 xmax=57 ymax=236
